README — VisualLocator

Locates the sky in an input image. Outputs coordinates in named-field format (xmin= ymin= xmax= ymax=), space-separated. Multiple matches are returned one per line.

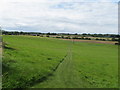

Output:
xmin=0 ymin=0 xmax=119 ymax=34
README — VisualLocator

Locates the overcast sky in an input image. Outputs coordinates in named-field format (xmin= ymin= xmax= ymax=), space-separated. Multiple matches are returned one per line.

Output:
xmin=0 ymin=0 xmax=119 ymax=34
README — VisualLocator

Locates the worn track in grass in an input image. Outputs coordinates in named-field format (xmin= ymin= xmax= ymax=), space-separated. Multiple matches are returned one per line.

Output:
xmin=33 ymin=42 xmax=74 ymax=88
xmin=32 ymin=40 xmax=82 ymax=88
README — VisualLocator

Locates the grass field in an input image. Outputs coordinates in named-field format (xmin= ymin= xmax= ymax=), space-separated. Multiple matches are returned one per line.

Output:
xmin=2 ymin=35 xmax=118 ymax=88
xmin=0 ymin=58 xmax=1 ymax=89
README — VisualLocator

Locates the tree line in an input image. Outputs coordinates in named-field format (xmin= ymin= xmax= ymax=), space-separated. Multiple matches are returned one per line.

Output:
xmin=2 ymin=30 xmax=119 ymax=37
xmin=1 ymin=30 xmax=120 ymax=42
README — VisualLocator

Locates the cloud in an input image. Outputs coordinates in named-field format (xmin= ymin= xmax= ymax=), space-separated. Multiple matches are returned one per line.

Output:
xmin=0 ymin=0 xmax=118 ymax=34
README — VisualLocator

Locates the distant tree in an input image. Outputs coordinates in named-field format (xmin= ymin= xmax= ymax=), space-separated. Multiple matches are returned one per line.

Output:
xmin=74 ymin=33 xmax=78 ymax=35
xmin=96 ymin=38 xmax=99 ymax=40
xmin=56 ymin=36 xmax=61 ymax=38
xmin=64 ymin=36 xmax=70 ymax=39
xmin=72 ymin=36 xmax=79 ymax=39
xmin=50 ymin=33 xmax=57 ymax=35
xmin=112 ymin=38 xmax=118 ymax=41
xmin=82 ymin=33 xmax=87 ymax=35
xmin=61 ymin=36 xmax=64 ymax=38
xmin=47 ymin=32 xmax=51 ymax=35
xmin=20 ymin=31 xmax=24 ymax=35
xmin=46 ymin=35 xmax=49 ymax=37
xmin=84 ymin=38 xmax=91 ymax=40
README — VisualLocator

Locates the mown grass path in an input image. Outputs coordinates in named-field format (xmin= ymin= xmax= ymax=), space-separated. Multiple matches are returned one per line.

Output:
xmin=32 ymin=41 xmax=82 ymax=88
xmin=32 ymin=40 xmax=92 ymax=88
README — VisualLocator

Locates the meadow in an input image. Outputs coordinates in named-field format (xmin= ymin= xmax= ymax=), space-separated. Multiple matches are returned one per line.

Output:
xmin=2 ymin=35 xmax=118 ymax=88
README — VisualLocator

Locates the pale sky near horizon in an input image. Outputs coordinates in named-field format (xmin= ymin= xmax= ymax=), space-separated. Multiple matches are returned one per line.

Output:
xmin=0 ymin=0 xmax=119 ymax=34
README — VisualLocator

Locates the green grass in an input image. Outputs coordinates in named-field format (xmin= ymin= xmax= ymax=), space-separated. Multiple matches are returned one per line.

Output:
xmin=73 ymin=42 xmax=118 ymax=88
xmin=0 ymin=55 xmax=1 ymax=89
xmin=0 ymin=62 xmax=1 ymax=89
xmin=33 ymin=41 xmax=118 ymax=88
xmin=3 ymin=35 xmax=118 ymax=88
xmin=2 ymin=35 xmax=69 ymax=88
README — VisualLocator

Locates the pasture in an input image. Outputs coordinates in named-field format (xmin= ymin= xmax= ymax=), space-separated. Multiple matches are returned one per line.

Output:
xmin=2 ymin=35 xmax=118 ymax=88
